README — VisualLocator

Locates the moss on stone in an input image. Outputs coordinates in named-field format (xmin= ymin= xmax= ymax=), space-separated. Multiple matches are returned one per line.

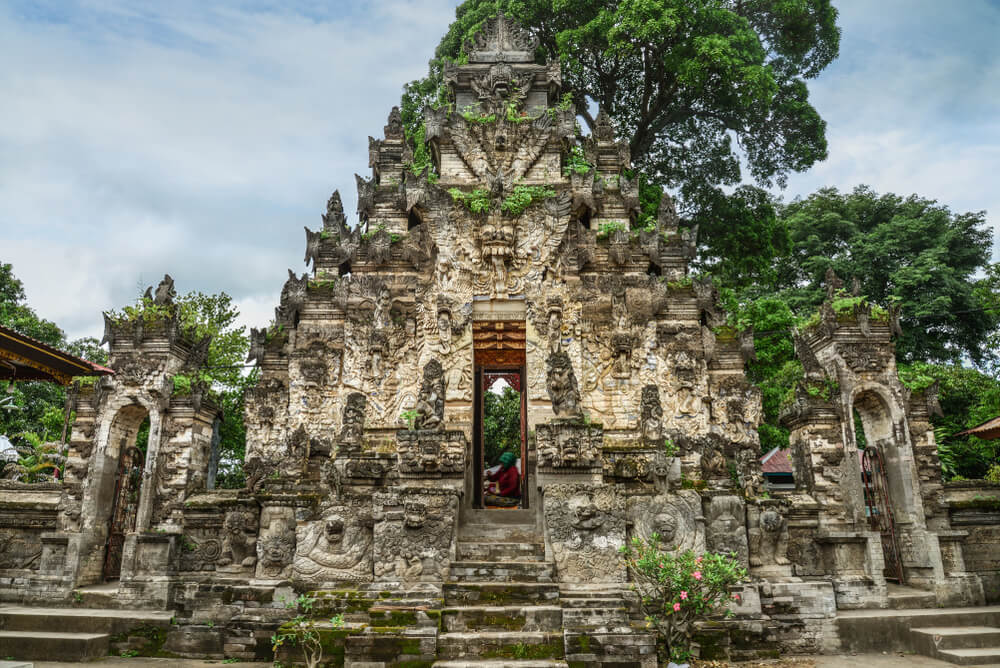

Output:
xmin=952 ymin=496 xmax=1000 ymax=512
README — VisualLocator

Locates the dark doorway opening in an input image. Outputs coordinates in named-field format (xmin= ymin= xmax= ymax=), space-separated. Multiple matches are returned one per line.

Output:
xmin=473 ymin=320 xmax=527 ymax=510
xmin=103 ymin=444 xmax=144 ymax=580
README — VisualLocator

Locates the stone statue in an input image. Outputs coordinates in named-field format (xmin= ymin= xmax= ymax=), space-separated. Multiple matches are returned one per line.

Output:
xmin=640 ymin=385 xmax=663 ymax=445
xmin=339 ymin=393 xmax=366 ymax=450
xmin=749 ymin=504 xmax=790 ymax=568
xmin=546 ymin=351 xmax=582 ymax=417
xmin=414 ymin=360 xmax=445 ymax=430
xmin=218 ymin=509 xmax=257 ymax=569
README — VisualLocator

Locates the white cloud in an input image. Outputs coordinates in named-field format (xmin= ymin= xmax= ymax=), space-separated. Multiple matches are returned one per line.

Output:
xmin=0 ymin=0 xmax=458 ymax=340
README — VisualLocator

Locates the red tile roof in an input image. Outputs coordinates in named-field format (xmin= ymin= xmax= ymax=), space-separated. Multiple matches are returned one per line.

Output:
xmin=760 ymin=446 xmax=793 ymax=474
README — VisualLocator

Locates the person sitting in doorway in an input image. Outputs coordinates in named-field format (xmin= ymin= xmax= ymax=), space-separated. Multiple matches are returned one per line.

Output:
xmin=484 ymin=451 xmax=520 ymax=508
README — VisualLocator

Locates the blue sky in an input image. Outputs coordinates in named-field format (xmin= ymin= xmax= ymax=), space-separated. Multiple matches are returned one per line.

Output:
xmin=1 ymin=0 xmax=998 ymax=342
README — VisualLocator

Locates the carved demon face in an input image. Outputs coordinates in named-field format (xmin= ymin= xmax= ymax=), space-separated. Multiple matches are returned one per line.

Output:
xmin=404 ymin=501 xmax=427 ymax=529
xmin=324 ymin=516 xmax=345 ymax=543
xmin=760 ymin=509 xmax=783 ymax=533
xmin=569 ymin=495 xmax=604 ymax=531
xmin=651 ymin=513 xmax=678 ymax=544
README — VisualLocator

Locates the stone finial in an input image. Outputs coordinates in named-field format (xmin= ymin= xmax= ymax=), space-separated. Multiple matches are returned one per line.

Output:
xmin=594 ymin=108 xmax=614 ymax=142
xmin=824 ymin=267 xmax=843 ymax=300
xmin=324 ymin=190 xmax=347 ymax=229
xmin=356 ymin=174 xmax=375 ymax=224
xmin=462 ymin=12 xmax=539 ymax=63
xmin=384 ymin=107 xmax=404 ymax=139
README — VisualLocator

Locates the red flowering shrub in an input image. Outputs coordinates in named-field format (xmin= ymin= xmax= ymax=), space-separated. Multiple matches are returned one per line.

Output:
xmin=621 ymin=534 xmax=746 ymax=662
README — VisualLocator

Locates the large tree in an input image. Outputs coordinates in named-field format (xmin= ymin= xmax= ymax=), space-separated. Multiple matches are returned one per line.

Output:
xmin=403 ymin=0 xmax=839 ymax=281
xmin=767 ymin=186 xmax=997 ymax=365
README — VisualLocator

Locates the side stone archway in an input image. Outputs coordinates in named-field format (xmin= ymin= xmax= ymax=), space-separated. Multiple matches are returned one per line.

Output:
xmin=781 ymin=274 xmax=985 ymax=607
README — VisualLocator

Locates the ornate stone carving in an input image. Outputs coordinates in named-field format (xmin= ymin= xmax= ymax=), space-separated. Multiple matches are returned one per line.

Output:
xmin=338 ymin=393 xmax=366 ymax=452
xmin=218 ymin=508 xmax=258 ymax=569
xmin=276 ymin=270 xmax=308 ymax=327
xmin=373 ymin=490 xmax=457 ymax=582
xmin=640 ymin=385 xmax=663 ymax=446
xmin=628 ymin=490 xmax=705 ymax=555
xmin=544 ymin=484 xmax=625 ymax=582
xmin=546 ymin=351 xmax=582 ymax=417
xmin=256 ymin=505 xmax=296 ymax=579
xmin=536 ymin=420 xmax=601 ymax=470
xmin=414 ymin=360 xmax=445 ymax=430
xmin=355 ymin=173 xmax=375 ymax=224
xmin=396 ymin=430 xmax=465 ymax=475
xmin=462 ymin=12 xmax=539 ymax=62
xmin=293 ymin=500 xmax=373 ymax=584
xmin=705 ymin=495 xmax=749 ymax=567
xmin=748 ymin=503 xmax=790 ymax=569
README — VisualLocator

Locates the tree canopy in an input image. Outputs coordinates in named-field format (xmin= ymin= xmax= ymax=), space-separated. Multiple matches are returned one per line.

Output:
xmin=767 ymin=186 xmax=998 ymax=365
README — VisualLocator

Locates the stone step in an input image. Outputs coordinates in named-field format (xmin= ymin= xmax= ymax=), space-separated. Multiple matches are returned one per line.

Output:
xmin=459 ymin=522 xmax=539 ymax=543
xmin=433 ymin=661 xmax=568 ymax=668
xmin=437 ymin=631 xmax=565 ymax=660
xmin=836 ymin=605 xmax=1000 ymax=654
xmin=936 ymin=647 xmax=1000 ymax=665
xmin=449 ymin=560 xmax=555 ymax=583
xmin=886 ymin=584 xmax=937 ymax=610
xmin=559 ymin=597 xmax=625 ymax=608
xmin=433 ymin=662 xmax=568 ymax=668
xmin=457 ymin=541 xmax=545 ymax=562
xmin=0 ymin=630 xmax=109 ymax=661
xmin=441 ymin=606 xmax=562 ymax=632
xmin=912 ymin=626 xmax=1000 ymax=651
xmin=561 ymin=606 xmax=631 ymax=632
xmin=565 ymin=631 xmax=657 ymax=664
xmin=0 ymin=605 xmax=174 ymax=635
xmin=444 ymin=583 xmax=560 ymax=607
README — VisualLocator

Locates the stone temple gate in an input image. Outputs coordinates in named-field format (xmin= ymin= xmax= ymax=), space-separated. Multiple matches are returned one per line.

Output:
xmin=0 ymin=13 xmax=997 ymax=666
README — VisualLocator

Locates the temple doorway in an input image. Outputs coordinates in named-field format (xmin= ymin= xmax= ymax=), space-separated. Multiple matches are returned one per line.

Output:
xmin=473 ymin=320 xmax=527 ymax=510
xmin=101 ymin=406 xmax=149 ymax=581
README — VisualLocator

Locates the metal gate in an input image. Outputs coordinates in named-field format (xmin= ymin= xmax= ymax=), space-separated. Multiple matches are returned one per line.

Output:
xmin=102 ymin=445 xmax=144 ymax=580
xmin=861 ymin=444 xmax=904 ymax=583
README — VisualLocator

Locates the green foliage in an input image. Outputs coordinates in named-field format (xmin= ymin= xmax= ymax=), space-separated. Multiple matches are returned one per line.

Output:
xmin=2 ymin=435 xmax=63 ymax=483
xmin=271 ymin=612 xmax=345 ymax=668
xmin=499 ymin=185 xmax=556 ymax=216
xmin=400 ymin=409 xmax=419 ymax=431
xmin=620 ymin=535 xmax=746 ymax=662
xmin=596 ymin=221 xmax=626 ymax=240
xmin=448 ymin=187 xmax=491 ymax=214
xmin=0 ymin=263 xmax=106 ymax=442
xmin=663 ymin=438 xmax=678 ymax=458
xmin=563 ymin=145 xmax=592 ymax=177
xmin=484 ymin=385 xmax=521 ymax=466
xmin=898 ymin=361 xmax=1000 ymax=480
xmin=771 ymin=186 xmax=998 ymax=364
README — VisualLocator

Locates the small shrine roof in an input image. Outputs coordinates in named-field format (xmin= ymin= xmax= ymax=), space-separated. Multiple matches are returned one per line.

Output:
xmin=0 ymin=324 xmax=113 ymax=385
xmin=760 ymin=446 xmax=793 ymax=474
xmin=956 ymin=416 xmax=1000 ymax=440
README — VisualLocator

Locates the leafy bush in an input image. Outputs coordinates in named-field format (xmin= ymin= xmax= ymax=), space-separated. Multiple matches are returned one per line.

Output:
xmin=596 ymin=221 xmax=626 ymax=240
xmin=500 ymin=185 xmax=556 ymax=216
xmin=620 ymin=535 xmax=746 ymax=662
xmin=448 ymin=187 xmax=491 ymax=214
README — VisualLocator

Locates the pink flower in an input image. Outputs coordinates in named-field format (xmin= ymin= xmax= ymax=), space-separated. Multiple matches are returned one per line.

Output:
xmin=673 ymin=602 xmax=681 ymax=612
xmin=680 ymin=591 xmax=688 ymax=600
xmin=732 ymin=593 xmax=741 ymax=601
xmin=695 ymin=556 xmax=703 ymax=564
xmin=693 ymin=571 xmax=702 ymax=580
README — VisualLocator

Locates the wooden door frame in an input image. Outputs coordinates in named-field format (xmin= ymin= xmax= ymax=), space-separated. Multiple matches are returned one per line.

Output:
xmin=475 ymin=365 xmax=528 ymax=509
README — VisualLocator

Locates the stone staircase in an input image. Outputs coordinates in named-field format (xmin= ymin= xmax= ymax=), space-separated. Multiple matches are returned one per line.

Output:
xmin=837 ymin=604 xmax=1000 ymax=665
xmin=0 ymin=605 xmax=174 ymax=661
xmin=439 ymin=517 xmax=568 ymax=666
xmin=911 ymin=624 xmax=1000 ymax=665
xmin=433 ymin=514 xmax=655 ymax=667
